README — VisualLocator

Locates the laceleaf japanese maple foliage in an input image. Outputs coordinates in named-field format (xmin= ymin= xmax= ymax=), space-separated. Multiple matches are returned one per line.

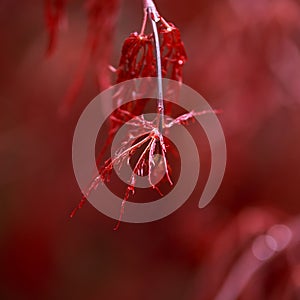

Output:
xmin=45 ymin=0 xmax=214 ymax=228
xmin=96 ymin=16 xmax=188 ymax=171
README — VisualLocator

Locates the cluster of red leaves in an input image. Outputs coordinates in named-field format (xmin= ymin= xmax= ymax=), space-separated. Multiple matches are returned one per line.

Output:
xmin=113 ymin=23 xmax=187 ymax=139
xmin=112 ymin=22 xmax=187 ymax=117
xmin=96 ymin=21 xmax=187 ymax=167
xmin=116 ymin=32 xmax=156 ymax=82
xmin=159 ymin=24 xmax=187 ymax=82
xmin=70 ymin=17 xmax=189 ymax=224
xmin=116 ymin=23 xmax=187 ymax=84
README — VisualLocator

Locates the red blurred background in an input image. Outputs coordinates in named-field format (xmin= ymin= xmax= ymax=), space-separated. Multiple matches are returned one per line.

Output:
xmin=1 ymin=0 xmax=300 ymax=299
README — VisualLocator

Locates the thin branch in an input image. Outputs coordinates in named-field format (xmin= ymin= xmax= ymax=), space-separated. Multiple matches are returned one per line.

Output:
xmin=144 ymin=0 xmax=164 ymax=133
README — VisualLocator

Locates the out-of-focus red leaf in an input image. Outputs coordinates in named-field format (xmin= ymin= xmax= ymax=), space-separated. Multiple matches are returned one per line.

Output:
xmin=45 ymin=0 xmax=67 ymax=56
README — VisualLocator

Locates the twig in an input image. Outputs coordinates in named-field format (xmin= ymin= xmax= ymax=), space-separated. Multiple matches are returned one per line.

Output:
xmin=144 ymin=0 xmax=164 ymax=133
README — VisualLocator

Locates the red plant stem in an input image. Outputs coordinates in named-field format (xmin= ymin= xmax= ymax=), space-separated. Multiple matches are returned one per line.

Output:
xmin=140 ymin=10 xmax=147 ymax=35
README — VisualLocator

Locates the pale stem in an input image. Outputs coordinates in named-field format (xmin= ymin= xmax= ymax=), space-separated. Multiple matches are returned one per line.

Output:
xmin=144 ymin=0 xmax=164 ymax=133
